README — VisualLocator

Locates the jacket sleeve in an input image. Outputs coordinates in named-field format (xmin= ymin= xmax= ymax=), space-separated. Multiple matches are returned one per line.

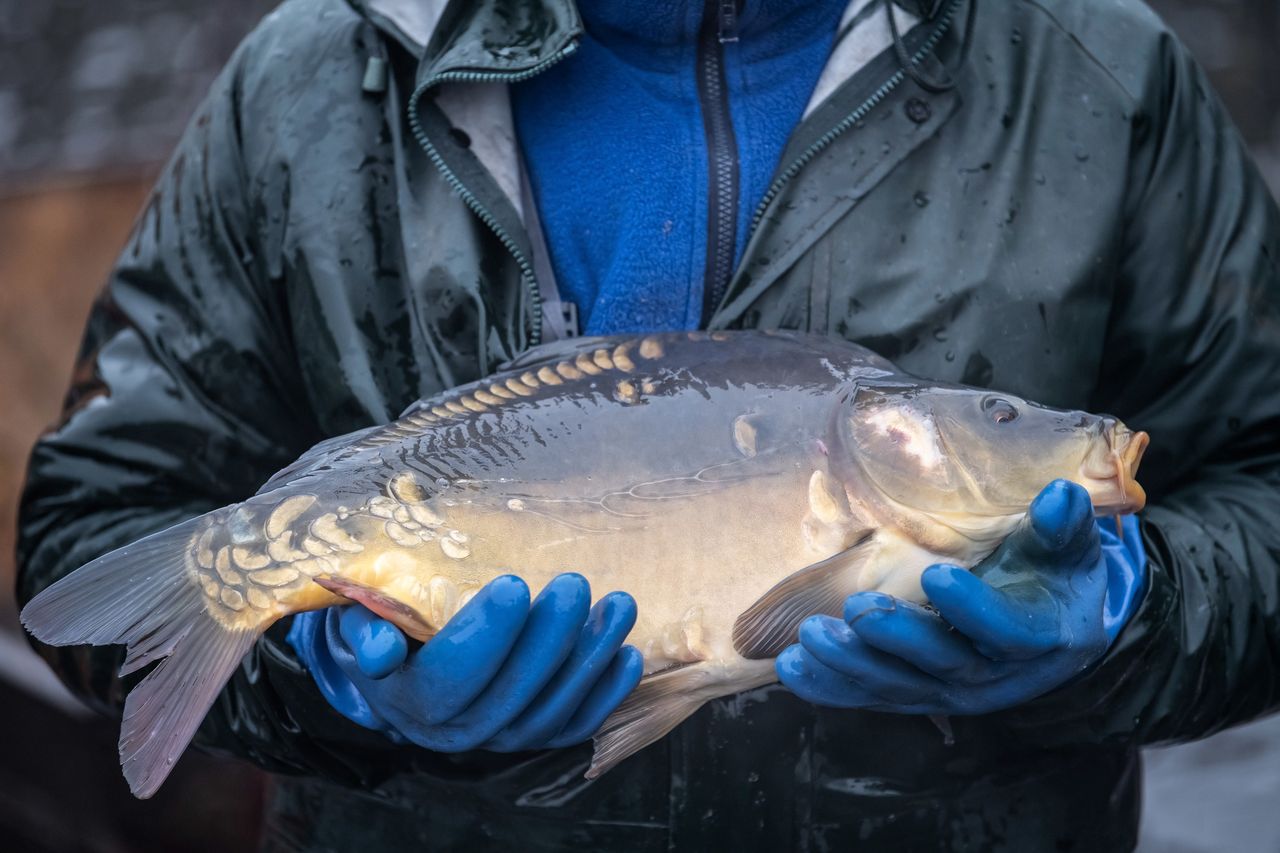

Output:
xmin=1003 ymin=24 xmax=1280 ymax=745
xmin=14 ymin=32 xmax=405 ymax=785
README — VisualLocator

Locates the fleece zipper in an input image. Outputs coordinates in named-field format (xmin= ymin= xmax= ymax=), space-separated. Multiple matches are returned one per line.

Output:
xmin=697 ymin=0 xmax=742 ymax=326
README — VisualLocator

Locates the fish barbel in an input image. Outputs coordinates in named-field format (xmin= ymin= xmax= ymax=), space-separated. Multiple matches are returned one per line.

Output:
xmin=21 ymin=331 xmax=1149 ymax=797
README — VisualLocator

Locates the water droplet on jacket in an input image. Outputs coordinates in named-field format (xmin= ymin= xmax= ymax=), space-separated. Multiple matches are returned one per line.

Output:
xmin=1010 ymin=28 xmax=1022 ymax=44
xmin=1034 ymin=173 xmax=1046 ymax=185
xmin=945 ymin=350 xmax=955 ymax=362
xmin=913 ymin=191 xmax=930 ymax=208
xmin=1074 ymin=148 xmax=1090 ymax=162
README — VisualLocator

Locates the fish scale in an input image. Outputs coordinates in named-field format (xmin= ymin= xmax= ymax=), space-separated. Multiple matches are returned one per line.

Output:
xmin=19 ymin=330 xmax=1149 ymax=798
xmin=179 ymin=333 xmax=749 ymax=635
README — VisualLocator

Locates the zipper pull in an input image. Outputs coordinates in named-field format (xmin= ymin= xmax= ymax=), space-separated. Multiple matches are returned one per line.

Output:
xmin=361 ymin=56 xmax=388 ymax=95
xmin=717 ymin=0 xmax=739 ymax=44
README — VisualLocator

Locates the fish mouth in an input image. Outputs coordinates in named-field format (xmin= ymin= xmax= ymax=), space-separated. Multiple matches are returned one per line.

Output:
xmin=1079 ymin=420 xmax=1149 ymax=515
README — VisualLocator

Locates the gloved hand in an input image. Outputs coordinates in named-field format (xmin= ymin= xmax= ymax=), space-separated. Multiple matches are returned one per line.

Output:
xmin=287 ymin=573 xmax=644 ymax=752
xmin=776 ymin=479 xmax=1146 ymax=714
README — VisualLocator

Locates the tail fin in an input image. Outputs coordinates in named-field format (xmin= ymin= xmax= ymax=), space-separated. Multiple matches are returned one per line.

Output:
xmin=20 ymin=515 xmax=261 ymax=798
xmin=586 ymin=659 xmax=776 ymax=779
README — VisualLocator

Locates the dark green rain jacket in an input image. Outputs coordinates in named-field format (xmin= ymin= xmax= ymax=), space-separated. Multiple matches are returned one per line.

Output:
xmin=16 ymin=0 xmax=1280 ymax=849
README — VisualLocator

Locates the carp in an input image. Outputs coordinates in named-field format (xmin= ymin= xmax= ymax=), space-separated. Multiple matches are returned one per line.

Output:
xmin=20 ymin=331 xmax=1148 ymax=798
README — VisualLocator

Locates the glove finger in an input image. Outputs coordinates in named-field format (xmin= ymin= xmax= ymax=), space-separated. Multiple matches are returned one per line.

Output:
xmin=410 ymin=574 xmax=531 ymax=725
xmin=1026 ymin=479 xmax=1099 ymax=562
xmin=921 ymin=564 xmax=1061 ymax=660
xmin=316 ymin=608 xmax=393 ymax=730
xmin=973 ymin=482 xmax=1102 ymax=592
xmin=798 ymin=615 xmax=941 ymax=706
xmin=485 ymin=591 xmax=638 ymax=751
xmin=775 ymin=645 xmax=883 ymax=709
xmin=432 ymin=573 xmax=593 ymax=750
xmin=846 ymin=594 xmax=1001 ymax=684
xmin=337 ymin=605 xmax=409 ymax=679
xmin=546 ymin=645 xmax=645 ymax=748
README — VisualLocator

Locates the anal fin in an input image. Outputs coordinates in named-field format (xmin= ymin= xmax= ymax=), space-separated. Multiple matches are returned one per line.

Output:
xmin=313 ymin=575 xmax=435 ymax=642
xmin=732 ymin=531 xmax=877 ymax=659
xmin=587 ymin=659 xmax=774 ymax=779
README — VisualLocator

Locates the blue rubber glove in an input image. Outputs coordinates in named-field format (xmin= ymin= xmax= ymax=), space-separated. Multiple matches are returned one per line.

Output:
xmin=287 ymin=573 xmax=645 ymax=752
xmin=776 ymin=479 xmax=1147 ymax=714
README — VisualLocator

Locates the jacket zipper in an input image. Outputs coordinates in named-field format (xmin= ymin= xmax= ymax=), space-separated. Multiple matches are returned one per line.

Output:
xmin=697 ymin=0 xmax=741 ymax=326
xmin=405 ymin=42 xmax=580 ymax=348
xmin=746 ymin=0 xmax=962 ymax=234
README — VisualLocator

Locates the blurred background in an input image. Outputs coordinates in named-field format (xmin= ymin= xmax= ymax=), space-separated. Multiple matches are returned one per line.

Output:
xmin=1 ymin=1 xmax=1277 ymax=850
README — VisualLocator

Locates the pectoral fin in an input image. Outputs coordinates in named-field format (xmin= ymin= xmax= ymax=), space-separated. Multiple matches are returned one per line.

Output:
xmin=732 ymin=531 xmax=877 ymax=659
xmin=313 ymin=575 xmax=436 ymax=642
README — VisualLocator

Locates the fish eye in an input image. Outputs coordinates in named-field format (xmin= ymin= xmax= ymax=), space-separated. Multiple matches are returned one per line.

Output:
xmin=982 ymin=396 xmax=1019 ymax=424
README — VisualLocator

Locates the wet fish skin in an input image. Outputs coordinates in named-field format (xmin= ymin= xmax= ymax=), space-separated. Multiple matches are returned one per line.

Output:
xmin=19 ymin=330 xmax=1148 ymax=796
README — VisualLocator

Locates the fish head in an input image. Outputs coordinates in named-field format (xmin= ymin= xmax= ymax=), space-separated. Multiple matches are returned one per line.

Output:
xmin=833 ymin=382 xmax=1149 ymax=551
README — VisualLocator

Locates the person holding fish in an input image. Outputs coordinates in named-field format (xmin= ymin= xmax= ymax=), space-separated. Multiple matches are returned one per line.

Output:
xmin=15 ymin=0 xmax=1280 ymax=850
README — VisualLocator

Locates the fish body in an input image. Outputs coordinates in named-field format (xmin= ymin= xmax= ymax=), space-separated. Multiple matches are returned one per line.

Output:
xmin=21 ymin=331 xmax=1148 ymax=797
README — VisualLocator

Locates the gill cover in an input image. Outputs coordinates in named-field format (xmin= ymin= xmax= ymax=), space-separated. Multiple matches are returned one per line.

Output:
xmin=829 ymin=382 xmax=1105 ymax=517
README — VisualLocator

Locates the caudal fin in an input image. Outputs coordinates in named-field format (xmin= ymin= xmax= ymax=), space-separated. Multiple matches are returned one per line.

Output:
xmin=20 ymin=515 xmax=261 ymax=798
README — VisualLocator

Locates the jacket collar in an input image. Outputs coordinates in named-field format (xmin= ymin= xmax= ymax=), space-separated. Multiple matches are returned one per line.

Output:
xmin=354 ymin=0 xmax=939 ymax=62
xmin=354 ymin=0 xmax=581 ymax=72
xmin=353 ymin=0 xmax=959 ymax=341
xmin=356 ymin=0 xmax=932 ymax=210
xmin=354 ymin=0 xmax=444 ymax=55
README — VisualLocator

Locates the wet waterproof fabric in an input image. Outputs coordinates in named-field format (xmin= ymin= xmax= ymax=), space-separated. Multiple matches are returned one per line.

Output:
xmin=14 ymin=0 xmax=1280 ymax=849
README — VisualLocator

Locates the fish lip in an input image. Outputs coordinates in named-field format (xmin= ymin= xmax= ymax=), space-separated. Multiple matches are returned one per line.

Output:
xmin=1079 ymin=422 xmax=1149 ymax=514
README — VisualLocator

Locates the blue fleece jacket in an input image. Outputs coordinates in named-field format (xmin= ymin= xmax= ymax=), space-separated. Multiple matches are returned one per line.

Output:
xmin=512 ymin=0 xmax=845 ymax=335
